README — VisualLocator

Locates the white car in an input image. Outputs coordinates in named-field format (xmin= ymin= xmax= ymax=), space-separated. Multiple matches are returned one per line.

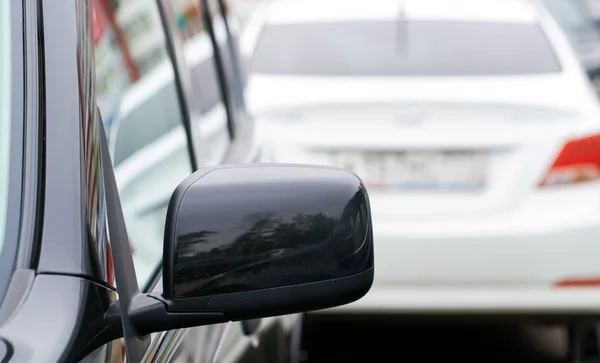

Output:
xmin=242 ymin=0 xmax=600 ymax=319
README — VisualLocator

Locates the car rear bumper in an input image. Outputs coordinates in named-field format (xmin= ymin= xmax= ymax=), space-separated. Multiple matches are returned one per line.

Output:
xmin=372 ymin=208 xmax=600 ymax=282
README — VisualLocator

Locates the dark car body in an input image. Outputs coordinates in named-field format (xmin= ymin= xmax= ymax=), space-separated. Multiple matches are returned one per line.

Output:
xmin=0 ymin=0 xmax=302 ymax=362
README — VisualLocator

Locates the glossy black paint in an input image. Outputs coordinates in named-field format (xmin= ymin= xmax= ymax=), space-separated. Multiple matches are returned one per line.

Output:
xmin=135 ymin=164 xmax=373 ymax=324
xmin=165 ymin=164 xmax=373 ymax=300
xmin=124 ymin=163 xmax=374 ymax=335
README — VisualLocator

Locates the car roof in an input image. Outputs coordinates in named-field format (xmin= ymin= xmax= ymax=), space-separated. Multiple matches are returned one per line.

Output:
xmin=264 ymin=0 xmax=540 ymax=25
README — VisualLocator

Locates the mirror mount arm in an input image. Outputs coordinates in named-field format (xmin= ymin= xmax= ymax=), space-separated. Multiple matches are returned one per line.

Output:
xmin=73 ymin=294 xmax=227 ymax=360
xmin=128 ymin=294 xmax=227 ymax=336
xmin=72 ymin=302 xmax=126 ymax=361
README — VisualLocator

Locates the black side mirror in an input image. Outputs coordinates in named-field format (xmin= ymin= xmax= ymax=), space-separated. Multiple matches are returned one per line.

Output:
xmin=129 ymin=164 xmax=374 ymax=335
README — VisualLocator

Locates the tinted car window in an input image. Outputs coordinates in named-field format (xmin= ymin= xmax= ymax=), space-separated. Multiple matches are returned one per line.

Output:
xmin=111 ymin=80 xmax=183 ymax=166
xmin=93 ymin=0 xmax=193 ymax=287
xmin=252 ymin=21 xmax=562 ymax=76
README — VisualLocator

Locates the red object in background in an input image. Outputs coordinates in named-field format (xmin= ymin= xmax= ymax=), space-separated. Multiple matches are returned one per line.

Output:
xmin=96 ymin=0 xmax=140 ymax=82
xmin=183 ymin=1 xmax=201 ymax=18
xmin=92 ymin=0 xmax=105 ymax=46
xmin=549 ymin=134 xmax=600 ymax=169
xmin=539 ymin=133 xmax=600 ymax=187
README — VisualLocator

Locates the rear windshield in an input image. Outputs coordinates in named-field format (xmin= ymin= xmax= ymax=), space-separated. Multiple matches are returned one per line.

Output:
xmin=252 ymin=21 xmax=562 ymax=76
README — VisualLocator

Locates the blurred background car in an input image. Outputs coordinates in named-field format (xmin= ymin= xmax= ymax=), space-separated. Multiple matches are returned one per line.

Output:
xmin=242 ymin=0 xmax=600 ymax=324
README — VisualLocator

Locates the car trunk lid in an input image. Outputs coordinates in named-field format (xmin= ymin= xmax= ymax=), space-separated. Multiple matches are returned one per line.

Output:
xmin=258 ymin=100 xmax=586 ymax=217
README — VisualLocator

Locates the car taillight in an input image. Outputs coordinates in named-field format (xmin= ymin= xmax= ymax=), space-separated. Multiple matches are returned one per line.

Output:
xmin=539 ymin=133 xmax=600 ymax=187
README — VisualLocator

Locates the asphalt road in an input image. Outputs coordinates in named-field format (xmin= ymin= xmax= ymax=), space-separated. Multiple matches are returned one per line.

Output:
xmin=302 ymin=317 xmax=574 ymax=363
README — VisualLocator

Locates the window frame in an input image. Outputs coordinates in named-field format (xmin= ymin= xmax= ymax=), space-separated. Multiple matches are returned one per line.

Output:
xmin=155 ymin=0 xmax=200 ymax=171
xmin=215 ymin=0 xmax=248 ymax=114
xmin=200 ymin=0 xmax=239 ymax=139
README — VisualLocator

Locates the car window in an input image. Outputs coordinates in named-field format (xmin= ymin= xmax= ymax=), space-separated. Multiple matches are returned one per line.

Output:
xmin=93 ymin=0 xmax=193 ymax=287
xmin=252 ymin=21 xmax=562 ymax=76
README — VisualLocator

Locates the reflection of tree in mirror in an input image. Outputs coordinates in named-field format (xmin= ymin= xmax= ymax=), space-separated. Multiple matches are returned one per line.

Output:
xmin=179 ymin=211 xmax=341 ymax=262
xmin=173 ymin=192 xmax=373 ymax=297
xmin=227 ymin=212 xmax=339 ymax=258
xmin=177 ymin=230 xmax=217 ymax=257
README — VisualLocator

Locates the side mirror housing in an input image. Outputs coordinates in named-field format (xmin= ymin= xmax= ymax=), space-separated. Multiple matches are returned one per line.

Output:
xmin=130 ymin=164 xmax=374 ymax=334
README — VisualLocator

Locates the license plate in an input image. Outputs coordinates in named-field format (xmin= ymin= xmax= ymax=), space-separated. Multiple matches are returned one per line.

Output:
xmin=335 ymin=151 xmax=487 ymax=190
